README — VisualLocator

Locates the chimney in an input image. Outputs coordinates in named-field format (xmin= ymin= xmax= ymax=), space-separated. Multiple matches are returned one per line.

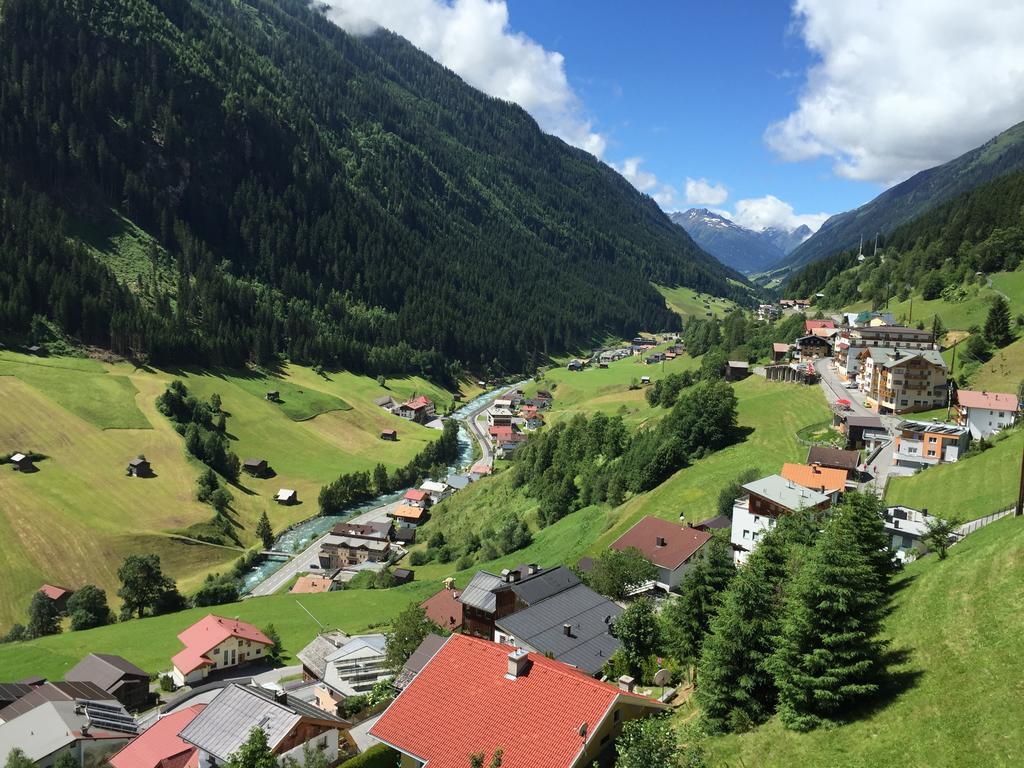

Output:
xmin=618 ymin=675 xmax=635 ymax=693
xmin=509 ymin=569 xmax=521 ymax=583
xmin=507 ymin=649 xmax=530 ymax=679
xmin=655 ymin=536 xmax=667 ymax=547
xmin=563 ymin=623 xmax=573 ymax=637
xmin=500 ymin=568 xmax=512 ymax=583
xmin=274 ymin=689 xmax=288 ymax=706
xmin=527 ymin=563 xmax=539 ymax=575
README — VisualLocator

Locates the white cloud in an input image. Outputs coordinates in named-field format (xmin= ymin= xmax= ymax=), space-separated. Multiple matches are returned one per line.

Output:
xmin=612 ymin=157 xmax=678 ymax=207
xmin=320 ymin=0 xmax=606 ymax=156
xmin=684 ymin=177 xmax=729 ymax=206
xmin=729 ymin=195 xmax=830 ymax=233
xmin=768 ymin=0 xmax=1024 ymax=184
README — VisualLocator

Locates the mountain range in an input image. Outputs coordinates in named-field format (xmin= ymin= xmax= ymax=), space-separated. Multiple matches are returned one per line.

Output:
xmin=778 ymin=119 xmax=1024 ymax=273
xmin=0 ymin=0 xmax=746 ymax=380
xmin=670 ymin=209 xmax=811 ymax=274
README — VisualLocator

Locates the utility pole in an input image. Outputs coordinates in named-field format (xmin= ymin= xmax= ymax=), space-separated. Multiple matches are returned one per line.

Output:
xmin=1016 ymin=437 xmax=1024 ymax=517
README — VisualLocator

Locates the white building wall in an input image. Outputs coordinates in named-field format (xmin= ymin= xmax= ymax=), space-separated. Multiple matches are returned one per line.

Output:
xmin=730 ymin=499 xmax=778 ymax=565
xmin=965 ymin=407 xmax=1017 ymax=439
xmin=277 ymin=729 xmax=340 ymax=766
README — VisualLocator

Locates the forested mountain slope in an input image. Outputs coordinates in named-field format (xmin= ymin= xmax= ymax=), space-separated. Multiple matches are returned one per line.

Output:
xmin=777 ymin=119 xmax=1024 ymax=272
xmin=0 ymin=0 xmax=745 ymax=381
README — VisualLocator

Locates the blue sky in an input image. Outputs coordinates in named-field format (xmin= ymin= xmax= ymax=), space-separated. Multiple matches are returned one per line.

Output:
xmin=324 ymin=0 xmax=1024 ymax=232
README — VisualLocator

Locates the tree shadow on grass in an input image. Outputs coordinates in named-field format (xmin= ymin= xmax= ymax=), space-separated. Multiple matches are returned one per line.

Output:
xmin=843 ymin=646 xmax=924 ymax=723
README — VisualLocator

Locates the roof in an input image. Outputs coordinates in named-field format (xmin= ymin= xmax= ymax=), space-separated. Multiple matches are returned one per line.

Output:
xmin=845 ymin=415 xmax=885 ymax=429
xmin=806 ymin=446 xmax=861 ymax=471
xmin=404 ymin=489 xmax=429 ymax=502
xmin=772 ymin=342 xmax=790 ymax=353
xmin=610 ymin=516 xmax=711 ymax=570
xmin=742 ymin=475 xmax=830 ymax=511
xmin=391 ymin=504 xmax=426 ymax=521
xmin=897 ymin=420 xmax=969 ymax=437
xmin=393 ymin=633 xmax=448 ymax=691
xmin=0 ymin=684 xmax=33 ymax=708
xmin=327 ymin=536 xmax=390 ymax=552
xmin=242 ymin=458 xmax=266 ymax=467
xmin=957 ymin=389 xmax=1019 ymax=412
xmin=275 ymin=489 xmax=296 ymax=500
xmin=0 ymin=700 xmax=136 ymax=762
xmin=370 ymin=635 xmax=664 ymax=768
xmin=325 ymin=634 xmax=388 ymax=664
xmin=402 ymin=395 xmax=432 ymax=410
xmin=9 ymin=452 xmax=27 ymax=463
xmin=374 ymin=396 xmax=396 ymax=407
xmin=0 ymin=681 xmax=116 ymax=723
xmin=290 ymin=576 xmax=334 ymax=594
xmin=458 ymin=571 xmax=506 ymax=612
xmin=65 ymin=653 xmax=148 ymax=692
xmin=108 ymin=704 xmax=206 ymax=768
xmin=296 ymin=631 xmax=349 ymax=680
xmin=510 ymin=566 xmax=579 ymax=605
xmin=178 ymin=685 xmax=343 ymax=761
xmin=445 ymin=474 xmax=471 ymax=490
xmin=693 ymin=515 xmax=731 ymax=531
xmin=494 ymin=583 xmax=623 ymax=675
xmin=727 ymin=360 xmax=750 ymax=369
xmin=805 ymin=319 xmax=835 ymax=330
xmin=853 ymin=325 xmax=931 ymax=336
xmin=172 ymin=615 xmax=273 ymax=675
xmin=38 ymin=584 xmax=70 ymax=601
xmin=420 ymin=480 xmax=448 ymax=494
xmin=331 ymin=521 xmax=391 ymax=540
xmin=420 ymin=588 xmax=464 ymax=630
xmin=780 ymin=463 xmax=848 ymax=494
xmin=128 ymin=457 xmax=149 ymax=467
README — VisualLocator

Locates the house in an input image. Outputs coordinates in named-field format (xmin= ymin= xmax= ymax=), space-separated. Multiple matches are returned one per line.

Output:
xmin=332 ymin=520 xmax=393 ymax=541
xmin=275 ymin=488 xmax=298 ymax=505
xmin=369 ymin=634 xmax=667 ymax=768
xmin=882 ymin=505 xmax=937 ymax=562
xmin=535 ymin=390 xmax=554 ymax=404
xmin=380 ymin=429 xmax=398 ymax=441
xmin=390 ymin=504 xmax=427 ymax=528
xmin=397 ymin=396 xmax=435 ymax=424
xmin=125 ymin=456 xmax=151 ymax=478
xmin=806 ymin=446 xmax=861 ymax=481
xmin=610 ymin=516 xmax=712 ymax=592
xmin=64 ymin=653 xmax=150 ymax=712
xmin=795 ymin=334 xmax=833 ymax=361
xmin=893 ymin=420 xmax=970 ymax=471
xmin=725 ymin=361 xmax=750 ymax=381
xmin=419 ymin=479 xmax=451 ymax=504
xmin=459 ymin=565 xmax=571 ymax=640
xmin=640 ymin=375 xmax=651 ymax=385
xmin=488 ymin=407 xmax=514 ymax=427
xmin=858 ymin=347 xmax=948 ymax=413
xmin=837 ymin=325 xmax=937 ymax=380
xmin=393 ymin=634 xmax=447 ymax=691
xmin=567 ymin=359 xmax=584 ymax=371
xmin=374 ymin=396 xmax=397 ymax=412
xmin=178 ymin=684 xmax=346 ymax=768
xmin=493 ymin=581 xmax=622 ymax=675
xmin=0 ymin=699 xmax=136 ymax=767
xmin=320 ymin=634 xmax=390 ymax=698
xmin=242 ymin=458 xmax=269 ymax=477
xmin=757 ymin=304 xmax=781 ymax=321
xmin=266 ymin=390 xmax=280 ymax=402
xmin=393 ymin=568 xmax=414 ymax=585
xmin=780 ymin=462 xmax=847 ymax=502
xmin=445 ymin=473 xmax=472 ymax=492
xmin=318 ymin=535 xmax=391 ymax=570
xmin=297 ymin=631 xmax=349 ymax=682
xmin=8 ymin=452 xmax=34 ymax=472
xmin=170 ymin=615 xmax=274 ymax=687
xmin=393 ymin=527 xmax=416 ymax=546
xmin=37 ymin=584 xmax=73 ymax=614
xmin=731 ymin=475 xmax=830 ymax=564
xmin=108 ymin=704 xmax=206 ymax=768
xmin=805 ymin=319 xmax=835 ymax=333
xmin=956 ymin=390 xmax=1019 ymax=438
xmin=420 ymin=585 xmax=463 ymax=632
xmin=290 ymin=575 xmax=337 ymax=594
xmin=0 ymin=681 xmax=115 ymax=724
xmin=692 ymin=515 xmax=731 ymax=533
xmin=402 ymin=488 xmax=431 ymax=509
xmin=772 ymin=342 xmax=791 ymax=362
xmin=842 ymin=414 xmax=888 ymax=450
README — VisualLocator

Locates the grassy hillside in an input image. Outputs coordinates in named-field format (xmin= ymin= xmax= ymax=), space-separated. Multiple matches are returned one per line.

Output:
xmin=656 ymin=284 xmax=739 ymax=322
xmin=971 ymin=336 xmax=1024 ymax=392
xmin=0 ymin=351 xmax=455 ymax=630
xmin=886 ymin=429 xmax=1023 ymax=521
xmin=706 ymin=515 xmax=1024 ymax=768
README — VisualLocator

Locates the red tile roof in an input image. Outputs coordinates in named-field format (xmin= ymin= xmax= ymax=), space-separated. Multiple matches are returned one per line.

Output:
xmin=404 ymin=489 xmax=429 ymax=502
xmin=370 ymin=635 xmax=663 ymax=768
xmin=403 ymin=395 xmax=433 ymax=410
xmin=805 ymin=319 xmax=835 ymax=331
xmin=392 ymin=504 xmax=426 ymax=521
xmin=108 ymin=705 xmax=205 ymax=768
xmin=773 ymin=342 xmax=791 ymax=353
xmin=957 ymin=389 xmax=1018 ymax=411
xmin=38 ymin=584 xmax=70 ymax=601
xmin=780 ymin=462 xmax=847 ymax=494
xmin=610 ymin=516 xmax=711 ymax=570
xmin=171 ymin=615 xmax=272 ymax=675
xmin=419 ymin=588 xmax=464 ymax=630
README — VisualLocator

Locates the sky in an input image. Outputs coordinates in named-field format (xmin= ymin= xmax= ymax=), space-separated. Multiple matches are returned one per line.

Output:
xmin=321 ymin=0 xmax=1024 ymax=233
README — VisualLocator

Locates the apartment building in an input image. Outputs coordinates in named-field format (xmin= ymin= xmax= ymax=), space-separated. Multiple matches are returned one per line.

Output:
xmin=858 ymin=347 xmax=948 ymax=414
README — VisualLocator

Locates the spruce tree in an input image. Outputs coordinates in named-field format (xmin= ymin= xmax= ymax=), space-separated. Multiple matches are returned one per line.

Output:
xmin=255 ymin=511 xmax=274 ymax=550
xmin=771 ymin=514 xmax=888 ymax=731
xmin=662 ymin=535 xmax=735 ymax=668
xmin=613 ymin=596 xmax=662 ymax=679
xmin=833 ymin=493 xmax=895 ymax=593
xmin=984 ymin=296 xmax=1012 ymax=348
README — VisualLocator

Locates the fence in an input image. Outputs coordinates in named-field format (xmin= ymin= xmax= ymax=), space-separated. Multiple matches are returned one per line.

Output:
xmin=955 ymin=508 xmax=1014 ymax=538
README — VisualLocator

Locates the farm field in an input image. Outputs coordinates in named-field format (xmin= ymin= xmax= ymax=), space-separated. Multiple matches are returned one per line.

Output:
xmin=655 ymin=283 xmax=737 ymax=320
xmin=0 ymin=351 xmax=457 ymax=630
xmin=706 ymin=515 xmax=1024 ymax=768
xmin=885 ymin=429 xmax=1023 ymax=522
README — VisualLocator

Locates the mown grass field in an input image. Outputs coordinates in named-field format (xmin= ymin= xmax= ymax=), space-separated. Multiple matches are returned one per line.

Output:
xmin=655 ymin=284 xmax=737 ymax=320
xmin=885 ymin=429 xmax=1023 ymax=522
xmin=0 ymin=351 xmax=456 ymax=630
xmin=971 ymin=336 xmax=1024 ymax=393
xmin=706 ymin=515 xmax=1024 ymax=768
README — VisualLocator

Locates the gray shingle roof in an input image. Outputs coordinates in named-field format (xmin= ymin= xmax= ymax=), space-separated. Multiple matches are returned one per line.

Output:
xmin=0 ymin=700 xmax=135 ymax=762
xmin=325 ymin=633 xmax=388 ymax=663
xmin=65 ymin=653 xmax=148 ymax=692
xmin=510 ymin=566 xmax=579 ymax=606
xmin=296 ymin=631 xmax=348 ymax=680
xmin=742 ymin=474 xmax=829 ymax=511
xmin=458 ymin=571 xmax=506 ymax=612
xmin=0 ymin=681 xmax=115 ymax=723
xmin=494 ymin=583 xmax=622 ymax=675
xmin=394 ymin=633 xmax=447 ymax=691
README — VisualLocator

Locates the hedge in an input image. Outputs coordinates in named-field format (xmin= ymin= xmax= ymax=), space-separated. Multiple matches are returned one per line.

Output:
xmin=339 ymin=744 xmax=401 ymax=768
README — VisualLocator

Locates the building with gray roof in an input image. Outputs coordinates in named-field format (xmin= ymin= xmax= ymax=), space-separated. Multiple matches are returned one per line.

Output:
xmin=0 ymin=681 xmax=115 ymax=724
xmin=0 ymin=699 xmax=136 ymax=765
xmin=65 ymin=653 xmax=150 ymax=711
xmin=731 ymin=475 xmax=831 ymax=564
xmin=296 ymin=631 xmax=349 ymax=681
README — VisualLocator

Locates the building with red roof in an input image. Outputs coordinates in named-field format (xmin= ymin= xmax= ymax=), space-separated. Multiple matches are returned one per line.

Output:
xmin=397 ymin=395 xmax=436 ymax=424
xmin=780 ymin=462 xmax=848 ymax=500
xmin=170 ymin=615 xmax=273 ymax=687
xmin=805 ymin=319 xmax=835 ymax=332
xmin=403 ymin=488 xmax=431 ymax=508
xmin=390 ymin=503 xmax=427 ymax=528
xmin=610 ymin=516 xmax=711 ymax=591
xmin=419 ymin=586 xmax=463 ymax=632
xmin=369 ymin=635 xmax=666 ymax=768
xmin=956 ymin=389 xmax=1019 ymax=438
xmin=37 ymin=584 xmax=73 ymax=612
xmin=108 ymin=705 xmax=206 ymax=768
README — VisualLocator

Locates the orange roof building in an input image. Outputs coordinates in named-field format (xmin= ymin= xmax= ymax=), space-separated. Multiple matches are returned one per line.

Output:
xmin=780 ymin=462 xmax=847 ymax=496
xmin=390 ymin=503 xmax=427 ymax=525
xmin=370 ymin=635 xmax=666 ymax=768
xmin=170 ymin=615 xmax=273 ymax=687
xmin=290 ymin=576 xmax=336 ymax=594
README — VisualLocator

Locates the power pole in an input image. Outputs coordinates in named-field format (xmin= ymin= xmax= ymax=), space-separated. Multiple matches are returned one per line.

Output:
xmin=1016 ymin=437 xmax=1024 ymax=517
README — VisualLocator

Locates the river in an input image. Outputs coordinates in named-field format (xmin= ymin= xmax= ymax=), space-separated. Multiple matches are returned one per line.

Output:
xmin=239 ymin=383 xmax=517 ymax=593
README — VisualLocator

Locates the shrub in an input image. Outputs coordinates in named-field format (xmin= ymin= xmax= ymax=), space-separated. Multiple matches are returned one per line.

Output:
xmin=159 ymin=674 xmax=174 ymax=692
xmin=409 ymin=550 xmax=429 ymax=566
xmin=338 ymin=745 xmax=400 ymax=768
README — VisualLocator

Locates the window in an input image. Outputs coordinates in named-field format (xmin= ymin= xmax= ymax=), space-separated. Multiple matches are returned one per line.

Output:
xmin=928 ymin=436 xmax=937 ymax=443
xmin=927 ymin=450 xmax=936 ymax=457
xmin=753 ymin=515 xmax=760 ymax=524
xmin=614 ymin=709 xmax=621 ymax=723
xmin=742 ymin=530 xmax=751 ymax=540
xmin=601 ymin=734 xmax=611 ymax=746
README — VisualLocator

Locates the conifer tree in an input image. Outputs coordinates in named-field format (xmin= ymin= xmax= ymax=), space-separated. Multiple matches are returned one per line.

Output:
xmin=771 ymin=514 xmax=888 ymax=731
xmin=833 ymin=493 xmax=895 ymax=593
xmin=984 ymin=296 xmax=1012 ymax=347
xmin=255 ymin=511 xmax=274 ymax=550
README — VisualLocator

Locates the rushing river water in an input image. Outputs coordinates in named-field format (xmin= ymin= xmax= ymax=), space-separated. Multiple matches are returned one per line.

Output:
xmin=239 ymin=383 xmax=517 ymax=593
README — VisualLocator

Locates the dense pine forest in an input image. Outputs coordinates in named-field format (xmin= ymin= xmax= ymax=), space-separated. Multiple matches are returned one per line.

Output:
xmin=786 ymin=167 xmax=1024 ymax=307
xmin=0 ymin=0 xmax=747 ymax=381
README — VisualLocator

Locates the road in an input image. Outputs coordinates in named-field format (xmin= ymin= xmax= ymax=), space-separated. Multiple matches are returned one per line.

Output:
xmin=813 ymin=358 xmax=901 ymax=496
